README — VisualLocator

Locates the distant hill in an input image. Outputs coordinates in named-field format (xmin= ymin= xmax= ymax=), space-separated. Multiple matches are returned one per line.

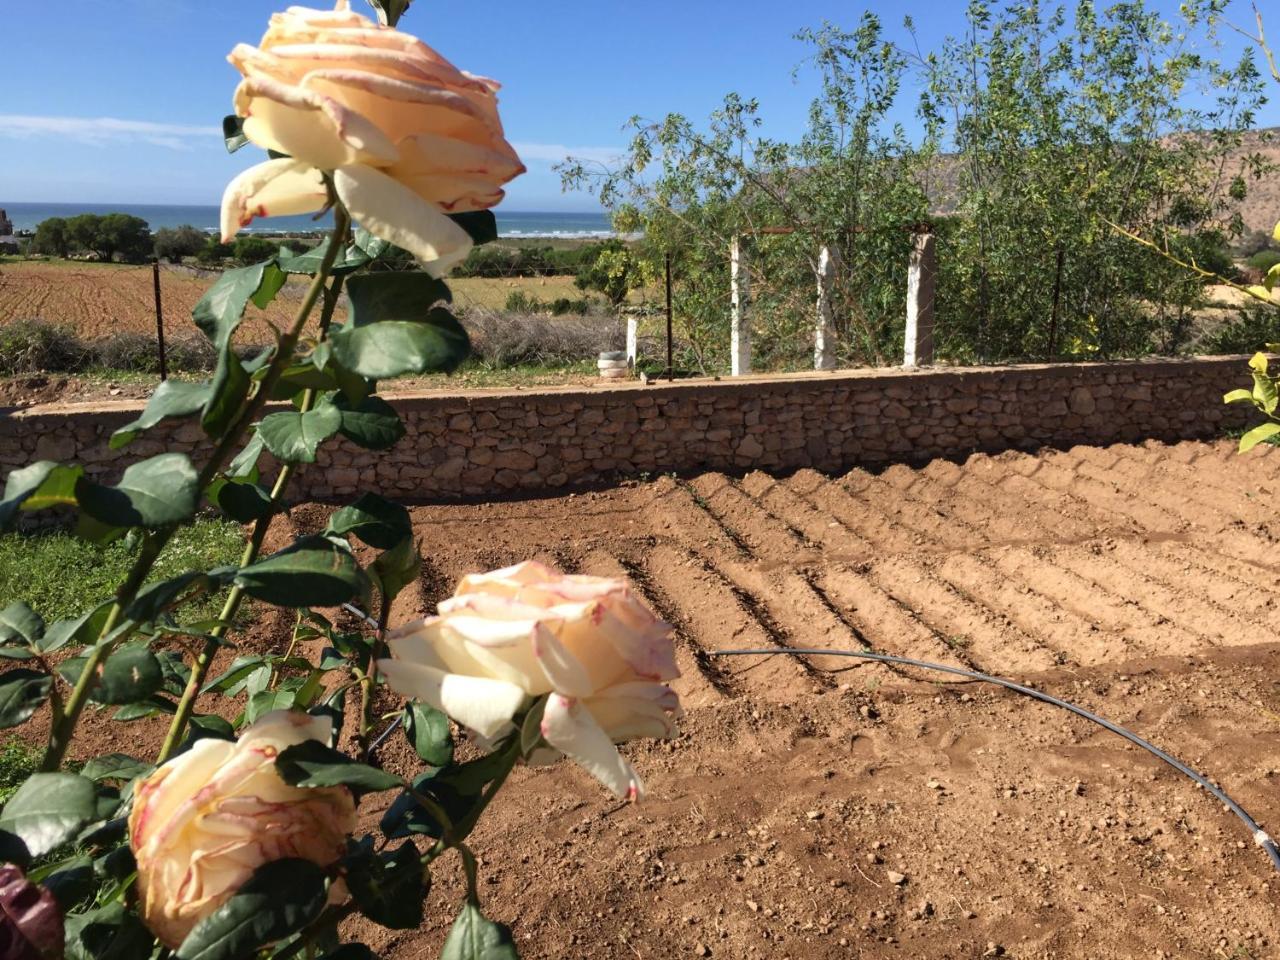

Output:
xmin=920 ymin=126 xmax=1280 ymax=242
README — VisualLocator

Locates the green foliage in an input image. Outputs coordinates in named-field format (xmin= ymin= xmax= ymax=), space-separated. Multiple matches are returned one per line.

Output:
xmin=1246 ymin=249 xmax=1280 ymax=273
xmin=32 ymin=213 xmax=153 ymax=262
xmin=153 ymin=225 xmax=209 ymax=262
xmin=196 ymin=237 xmax=234 ymax=265
xmin=563 ymin=1 xmax=1267 ymax=370
xmin=503 ymin=291 xmax=591 ymax=315
xmin=574 ymin=239 xmax=637 ymax=305
xmin=231 ymin=235 xmax=278 ymax=265
xmin=1200 ymin=305 xmax=1280 ymax=354
xmin=0 ymin=739 xmax=39 ymax=806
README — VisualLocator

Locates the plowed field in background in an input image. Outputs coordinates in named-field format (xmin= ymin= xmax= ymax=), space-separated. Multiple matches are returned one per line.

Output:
xmin=348 ymin=439 xmax=1279 ymax=960
xmin=0 ymin=261 xmax=327 ymax=340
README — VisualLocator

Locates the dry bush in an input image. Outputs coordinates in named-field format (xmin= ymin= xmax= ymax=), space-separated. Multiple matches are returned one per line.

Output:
xmin=462 ymin=307 xmax=623 ymax=367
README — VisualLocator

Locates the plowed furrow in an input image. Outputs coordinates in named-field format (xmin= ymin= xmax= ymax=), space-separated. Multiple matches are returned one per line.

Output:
xmin=650 ymin=480 xmax=750 ymax=560
xmin=1069 ymin=448 xmax=1246 ymax=531
xmin=578 ymin=548 xmax=724 ymax=708
xmin=1162 ymin=540 xmax=1280 ymax=610
xmin=870 ymin=556 xmax=1058 ymax=675
xmin=686 ymin=473 xmax=809 ymax=565
xmin=737 ymin=471 xmax=875 ymax=556
xmin=842 ymin=469 xmax=980 ymax=550
xmin=921 ymin=459 xmax=1098 ymax=544
xmin=988 ymin=467 xmax=1132 ymax=535
xmin=1103 ymin=538 xmax=1280 ymax=632
xmin=1012 ymin=455 xmax=1183 ymax=533
xmin=639 ymin=542 xmax=814 ymax=698
xmin=1202 ymin=528 xmax=1280 ymax=575
xmin=782 ymin=470 xmax=926 ymax=554
xmin=1117 ymin=443 xmax=1272 ymax=507
xmin=986 ymin=547 xmax=1196 ymax=655
xmin=1049 ymin=544 xmax=1251 ymax=645
xmin=935 ymin=552 xmax=1130 ymax=667
xmin=881 ymin=462 xmax=1035 ymax=543
xmin=816 ymin=565 xmax=975 ymax=679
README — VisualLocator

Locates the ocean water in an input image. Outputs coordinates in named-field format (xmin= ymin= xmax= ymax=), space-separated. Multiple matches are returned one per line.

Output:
xmin=0 ymin=202 xmax=614 ymax=239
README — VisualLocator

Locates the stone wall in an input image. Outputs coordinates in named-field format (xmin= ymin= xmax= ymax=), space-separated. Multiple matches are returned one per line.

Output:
xmin=0 ymin=357 xmax=1254 ymax=502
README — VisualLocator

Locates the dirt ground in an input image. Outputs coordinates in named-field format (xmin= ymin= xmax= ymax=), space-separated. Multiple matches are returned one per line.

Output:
xmin=19 ymin=438 xmax=1280 ymax=958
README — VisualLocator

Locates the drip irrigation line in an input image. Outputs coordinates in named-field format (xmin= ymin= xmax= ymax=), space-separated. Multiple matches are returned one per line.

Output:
xmin=710 ymin=647 xmax=1280 ymax=875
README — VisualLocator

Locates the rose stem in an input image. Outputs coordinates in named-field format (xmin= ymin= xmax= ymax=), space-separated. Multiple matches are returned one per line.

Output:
xmin=40 ymin=206 xmax=351 ymax=773
xmin=156 ymin=264 xmax=350 ymax=763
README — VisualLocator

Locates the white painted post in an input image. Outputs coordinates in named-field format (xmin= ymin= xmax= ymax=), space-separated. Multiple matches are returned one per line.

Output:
xmin=730 ymin=235 xmax=751 ymax=376
xmin=814 ymin=245 xmax=839 ymax=371
xmin=625 ymin=316 xmax=638 ymax=370
xmin=904 ymin=231 xmax=937 ymax=368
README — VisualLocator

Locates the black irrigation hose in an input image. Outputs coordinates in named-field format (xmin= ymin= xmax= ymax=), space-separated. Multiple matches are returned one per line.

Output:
xmin=710 ymin=647 xmax=1280 ymax=875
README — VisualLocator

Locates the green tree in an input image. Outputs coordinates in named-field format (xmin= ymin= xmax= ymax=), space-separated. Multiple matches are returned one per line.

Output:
xmin=153 ymin=224 xmax=208 ymax=262
xmin=232 ymin=235 xmax=277 ymax=264
xmin=31 ymin=217 xmax=70 ymax=257
xmin=574 ymin=239 xmax=637 ymax=306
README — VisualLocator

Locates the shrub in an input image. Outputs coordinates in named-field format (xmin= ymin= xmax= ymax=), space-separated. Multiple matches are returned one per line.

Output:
xmin=1246 ymin=249 xmax=1280 ymax=273
xmin=154 ymin=225 xmax=209 ymax=262
xmin=196 ymin=237 xmax=234 ymax=264
xmin=232 ymin=235 xmax=277 ymax=264
xmin=0 ymin=319 xmax=88 ymax=374
xmin=464 ymin=307 xmax=620 ymax=367
xmin=1199 ymin=305 xmax=1280 ymax=355
xmin=503 ymin=291 xmax=592 ymax=315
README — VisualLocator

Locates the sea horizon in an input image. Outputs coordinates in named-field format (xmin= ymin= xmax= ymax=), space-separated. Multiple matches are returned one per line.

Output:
xmin=0 ymin=201 xmax=615 ymax=240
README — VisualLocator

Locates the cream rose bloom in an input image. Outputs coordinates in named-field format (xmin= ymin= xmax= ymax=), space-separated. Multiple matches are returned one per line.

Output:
xmin=221 ymin=0 xmax=524 ymax=275
xmin=379 ymin=561 xmax=683 ymax=800
xmin=128 ymin=711 xmax=356 ymax=948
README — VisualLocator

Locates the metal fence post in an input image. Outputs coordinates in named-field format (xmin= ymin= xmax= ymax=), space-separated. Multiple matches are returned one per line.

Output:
xmin=153 ymin=259 xmax=168 ymax=381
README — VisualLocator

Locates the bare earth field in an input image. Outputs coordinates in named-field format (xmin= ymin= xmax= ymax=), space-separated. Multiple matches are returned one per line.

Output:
xmin=21 ymin=439 xmax=1280 ymax=959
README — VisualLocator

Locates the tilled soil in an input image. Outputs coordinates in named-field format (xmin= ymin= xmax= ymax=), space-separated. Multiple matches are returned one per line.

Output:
xmin=24 ymin=438 xmax=1280 ymax=959
xmin=352 ymin=439 xmax=1280 ymax=960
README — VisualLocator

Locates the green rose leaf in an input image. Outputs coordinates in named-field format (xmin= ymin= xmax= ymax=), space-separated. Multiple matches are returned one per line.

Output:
xmin=79 ymin=754 xmax=153 ymax=784
xmin=201 ymin=654 xmax=272 ymax=695
xmin=330 ymin=309 xmax=470 ymax=380
xmin=0 ymin=462 xmax=84 ymax=530
xmin=381 ymin=750 xmax=511 ymax=841
xmin=59 ymin=646 xmax=164 ymax=705
xmin=193 ymin=260 xmax=275 ymax=347
xmin=41 ymin=854 xmax=94 ymax=912
xmin=176 ymin=858 xmax=329 ymax=960
xmin=77 ymin=453 xmax=199 ymax=529
xmin=250 ymin=263 xmax=288 ymax=310
xmin=40 ymin=600 xmax=113 ymax=654
xmin=0 ymin=670 xmax=52 ymax=728
xmin=352 ymin=227 xmax=393 ymax=261
xmin=110 ymin=379 xmax=212 ymax=449
xmin=0 ymin=773 xmax=96 ymax=858
xmin=202 ymin=346 xmax=251 ymax=441
xmin=268 ymin=361 xmax=341 ymax=401
xmin=223 ymin=115 xmax=249 ymax=153
xmin=334 ymin=394 xmax=406 ymax=450
xmin=404 ymin=703 xmax=454 ymax=768
xmin=227 ymin=432 xmax=266 ymax=479
xmin=347 ymin=841 xmax=425 ymax=930
xmin=207 ymin=475 xmax=277 ymax=523
xmin=258 ymin=403 xmax=344 ymax=464
xmin=235 ymin=535 xmax=367 ymax=608
xmin=64 ymin=901 xmax=153 ymax=960
xmin=278 ymin=241 xmax=370 ymax=277
xmin=440 ymin=902 xmax=519 ymax=960
xmin=127 ymin=569 xmax=236 ymax=623
xmin=326 ymin=493 xmax=412 ymax=550
xmin=448 ymin=211 xmax=499 ymax=246
xmin=0 ymin=602 xmax=44 ymax=647
xmin=345 ymin=272 xmax=452 ymax=321
xmin=275 ymin=741 xmax=403 ymax=793
xmin=369 ymin=538 xmax=421 ymax=604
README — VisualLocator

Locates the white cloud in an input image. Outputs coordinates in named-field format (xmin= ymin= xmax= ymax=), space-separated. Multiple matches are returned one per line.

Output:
xmin=512 ymin=141 xmax=624 ymax=166
xmin=0 ymin=115 xmax=220 ymax=151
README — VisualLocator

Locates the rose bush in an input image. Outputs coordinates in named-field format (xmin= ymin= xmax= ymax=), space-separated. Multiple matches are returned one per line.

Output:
xmin=129 ymin=711 xmax=356 ymax=947
xmin=221 ymin=0 xmax=525 ymax=274
xmin=379 ymin=561 xmax=683 ymax=799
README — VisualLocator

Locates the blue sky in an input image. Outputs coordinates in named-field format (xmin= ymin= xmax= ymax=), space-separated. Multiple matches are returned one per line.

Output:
xmin=2 ymin=0 xmax=1275 ymax=211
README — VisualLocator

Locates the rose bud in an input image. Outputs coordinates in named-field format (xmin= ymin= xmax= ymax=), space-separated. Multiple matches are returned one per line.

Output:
xmin=221 ymin=0 xmax=524 ymax=275
xmin=128 ymin=711 xmax=356 ymax=948
xmin=379 ymin=561 xmax=683 ymax=800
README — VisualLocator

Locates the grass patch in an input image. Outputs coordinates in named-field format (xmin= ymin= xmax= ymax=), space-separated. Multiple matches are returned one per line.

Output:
xmin=0 ymin=518 xmax=247 ymax=624
xmin=0 ymin=739 xmax=39 ymax=805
